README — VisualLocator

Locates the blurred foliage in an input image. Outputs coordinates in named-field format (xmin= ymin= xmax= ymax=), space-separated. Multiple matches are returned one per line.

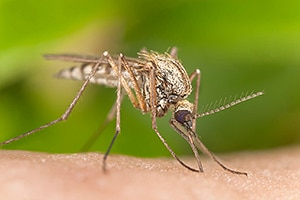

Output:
xmin=0 ymin=0 xmax=300 ymax=158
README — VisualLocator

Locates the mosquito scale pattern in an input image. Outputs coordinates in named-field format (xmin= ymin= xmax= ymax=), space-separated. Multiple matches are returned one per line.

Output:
xmin=53 ymin=50 xmax=192 ymax=117
xmin=55 ymin=56 xmax=140 ymax=87
xmin=0 ymin=47 xmax=264 ymax=175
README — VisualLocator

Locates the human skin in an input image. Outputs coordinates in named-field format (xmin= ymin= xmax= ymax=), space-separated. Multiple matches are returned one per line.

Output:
xmin=0 ymin=146 xmax=299 ymax=199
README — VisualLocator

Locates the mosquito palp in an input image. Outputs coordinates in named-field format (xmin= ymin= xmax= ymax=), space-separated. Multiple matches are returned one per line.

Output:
xmin=0 ymin=47 xmax=264 ymax=174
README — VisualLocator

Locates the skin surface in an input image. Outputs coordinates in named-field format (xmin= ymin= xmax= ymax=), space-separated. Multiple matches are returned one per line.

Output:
xmin=0 ymin=146 xmax=299 ymax=200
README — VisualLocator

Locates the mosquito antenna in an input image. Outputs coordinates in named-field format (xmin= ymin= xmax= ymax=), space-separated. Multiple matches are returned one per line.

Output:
xmin=213 ymin=99 xmax=219 ymax=110
xmin=207 ymin=101 xmax=214 ymax=113
xmin=236 ymin=91 xmax=242 ymax=101
xmin=200 ymin=102 xmax=209 ymax=114
xmin=196 ymin=91 xmax=264 ymax=118
xmin=222 ymin=96 xmax=228 ymax=108
xmin=217 ymin=97 xmax=223 ymax=108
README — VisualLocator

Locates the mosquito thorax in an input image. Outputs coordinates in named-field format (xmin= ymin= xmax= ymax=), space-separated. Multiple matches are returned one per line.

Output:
xmin=174 ymin=100 xmax=194 ymax=129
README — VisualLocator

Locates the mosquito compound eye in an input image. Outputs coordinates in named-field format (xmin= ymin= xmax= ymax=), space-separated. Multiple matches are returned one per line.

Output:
xmin=174 ymin=110 xmax=193 ymax=129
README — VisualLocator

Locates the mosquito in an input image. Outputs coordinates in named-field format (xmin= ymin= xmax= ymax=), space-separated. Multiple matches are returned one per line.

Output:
xmin=0 ymin=47 xmax=264 ymax=175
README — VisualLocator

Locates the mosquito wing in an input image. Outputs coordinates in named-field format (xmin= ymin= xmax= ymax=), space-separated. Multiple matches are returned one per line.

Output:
xmin=44 ymin=54 xmax=146 ymax=88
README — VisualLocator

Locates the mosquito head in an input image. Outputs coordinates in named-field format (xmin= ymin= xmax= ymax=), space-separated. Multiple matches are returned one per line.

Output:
xmin=174 ymin=100 xmax=194 ymax=130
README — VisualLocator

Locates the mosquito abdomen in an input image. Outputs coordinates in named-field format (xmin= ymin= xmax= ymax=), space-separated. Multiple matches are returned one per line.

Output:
xmin=56 ymin=63 xmax=134 ymax=88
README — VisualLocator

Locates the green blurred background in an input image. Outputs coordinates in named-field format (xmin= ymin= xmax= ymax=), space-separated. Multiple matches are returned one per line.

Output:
xmin=0 ymin=0 xmax=299 ymax=157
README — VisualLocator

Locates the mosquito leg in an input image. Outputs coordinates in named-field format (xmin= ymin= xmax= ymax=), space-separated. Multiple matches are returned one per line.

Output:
xmin=148 ymin=66 xmax=199 ymax=172
xmin=103 ymin=51 xmax=141 ymax=110
xmin=187 ymin=136 xmax=204 ymax=172
xmin=0 ymin=56 xmax=103 ymax=147
xmin=189 ymin=69 xmax=201 ymax=132
xmin=153 ymin=127 xmax=199 ymax=172
xmin=170 ymin=119 xmax=246 ymax=175
xmin=120 ymin=55 xmax=147 ymax=112
xmin=169 ymin=119 xmax=204 ymax=172
xmin=80 ymin=92 xmax=125 ymax=152
xmin=101 ymin=51 xmax=150 ymax=171
xmin=193 ymin=131 xmax=248 ymax=176
xmin=102 ymin=54 xmax=123 ymax=172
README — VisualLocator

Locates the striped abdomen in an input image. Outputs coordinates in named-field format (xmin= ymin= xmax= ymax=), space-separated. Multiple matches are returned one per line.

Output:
xmin=56 ymin=63 xmax=135 ymax=88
